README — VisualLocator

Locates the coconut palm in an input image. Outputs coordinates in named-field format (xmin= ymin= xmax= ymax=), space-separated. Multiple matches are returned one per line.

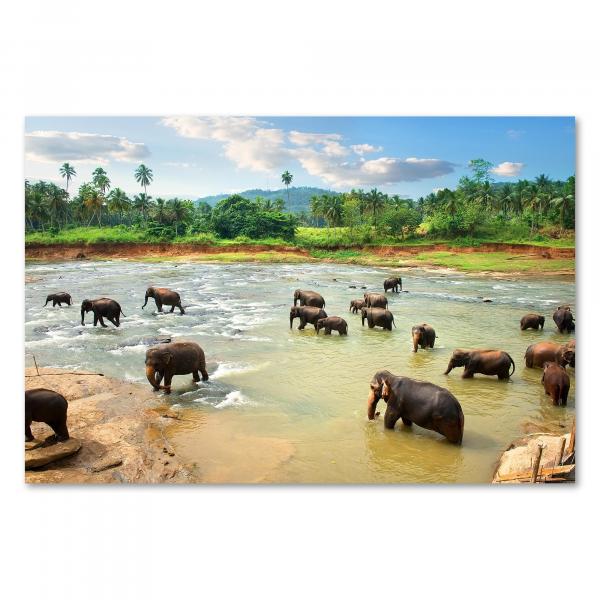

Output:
xmin=107 ymin=188 xmax=131 ymax=224
xmin=92 ymin=167 xmax=111 ymax=197
xmin=322 ymin=194 xmax=344 ymax=228
xmin=46 ymin=184 xmax=69 ymax=228
xmin=551 ymin=178 xmax=575 ymax=232
xmin=168 ymin=198 xmax=191 ymax=236
xmin=59 ymin=163 xmax=76 ymax=193
xmin=133 ymin=193 xmax=152 ymax=223
xmin=281 ymin=170 xmax=293 ymax=210
xmin=82 ymin=185 xmax=105 ymax=226
xmin=365 ymin=188 xmax=386 ymax=225
xmin=153 ymin=198 xmax=168 ymax=224
xmin=135 ymin=164 xmax=154 ymax=196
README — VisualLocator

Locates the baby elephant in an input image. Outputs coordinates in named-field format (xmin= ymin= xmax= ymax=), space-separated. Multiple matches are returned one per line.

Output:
xmin=349 ymin=299 xmax=366 ymax=314
xmin=445 ymin=349 xmax=515 ymax=380
xmin=25 ymin=388 xmax=69 ymax=442
xmin=542 ymin=362 xmax=570 ymax=406
xmin=383 ymin=277 xmax=402 ymax=293
xmin=142 ymin=286 xmax=185 ymax=314
xmin=145 ymin=340 xmax=209 ymax=394
xmin=81 ymin=298 xmax=125 ymax=328
xmin=290 ymin=306 xmax=327 ymax=330
xmin=316 ymin=316 xmax=348 ymax=335
xmin=411 ymin=323 xmax=436 ymax=352
xmin=44 ymin=292 xmax=72 ymax=307
xmin=520 ymin=313 xmax=545 ymax=330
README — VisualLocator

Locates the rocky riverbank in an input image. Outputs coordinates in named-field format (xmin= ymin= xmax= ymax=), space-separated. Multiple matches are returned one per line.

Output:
xmin=25 ymin=367 xmax=192 ymax=483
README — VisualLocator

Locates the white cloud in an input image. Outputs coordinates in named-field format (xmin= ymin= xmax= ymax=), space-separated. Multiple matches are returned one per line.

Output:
xmin=162 ymin=116 xmax=455 ymax=187
xmin=25 ymin=130 xmax=150 ymax=164
xmin=293 ymin=149 xmax=455 ymax=188
xmin=490 ymin=161 xmax=524 ymax=177
xmin=506 ymin=129 xmax=524 ymax=139
xmin=161 ymin=116 xmax=289 ymax=172
xmin=351 ymin=143 xmax=383 ymax=155
xmin=163 ymin=161 xmax=200 ymax=169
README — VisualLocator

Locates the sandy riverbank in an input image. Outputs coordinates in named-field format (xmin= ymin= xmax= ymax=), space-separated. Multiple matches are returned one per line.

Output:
xmin=25 ymin=241 xmax=575 ymax=277
xmin=25 ymin=367 xmax=295 ymax=484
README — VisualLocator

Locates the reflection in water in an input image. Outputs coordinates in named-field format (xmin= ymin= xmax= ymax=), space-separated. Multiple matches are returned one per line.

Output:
xmin=25 ymin=261 xmax=575 ymax=483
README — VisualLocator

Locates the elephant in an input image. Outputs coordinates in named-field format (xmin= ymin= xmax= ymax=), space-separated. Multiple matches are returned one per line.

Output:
xmin=315 ymin=316 xmax=348 ymax=335
xmin=44 ymin=292 xmax=72 ymax=307
xmin=289 ymin=306 xmax=327 ymax=330
xmin=349 ymin=299 xmax=366 ymax=314
xmin=553 ymin=306 xmax=575 ymax=333
xmin=145 ymin=340 xmax=208 ymax=394
xmin=25 ymin=388 xmax=69 ymax=442
xmin=367 ymin=370 xmax=464 ymax=444
xmin=541 ymin=362 xmax=570 ymax=406
xmin=525 ymin=341 xmax=575 ymax=368
xmin=361 ymin=307 xmax=396 ymax=331
xmin=142 ymin=286 xmax=185 ymax=314
xmin=411 ymin=323 xmax=436 ymax=352
xmin=444 ymin=349 xmax=515 ymax=380
xmin=364 ymin=292 xmax=388 ymax=309
xmin=293 ymin=289 xmax=325 ymax=308
xmin=81 ymin=298 xmax=125 ymax=328
xmin=520 ymin=313 xmax=545 ymax=330
xmin=383 ymin=277 xmax=402 ymax=293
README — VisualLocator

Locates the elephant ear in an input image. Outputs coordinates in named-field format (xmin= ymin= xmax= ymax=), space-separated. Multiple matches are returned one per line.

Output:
xmin=165 ymin=352 xmax=172 ymax=364
xmin=381 ymin=378 xmax=391 ymax=400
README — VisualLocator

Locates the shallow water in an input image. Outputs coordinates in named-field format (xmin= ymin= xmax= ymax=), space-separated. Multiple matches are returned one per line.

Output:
xmin=25 ymin=260 xmax=575 ymax=483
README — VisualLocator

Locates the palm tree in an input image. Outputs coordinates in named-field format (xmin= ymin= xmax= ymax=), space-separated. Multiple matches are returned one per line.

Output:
xmin=310 ymin=194 xmax=325 ymax=225
xmin=135 ymin=164 xmax=154 ymax=196
xmin=153 ymin=198 xmax=168 ymax=224
xmin=534 ymin=174 xmax=552 ymax=218
xmin=107 ymin=188 xmax=131 ymax=224
xmin=281 ymin=170 xmax=293 ymax=211
xmin=92 ymin=167 xmax=111 ymax=198
xmin=168 ymin=198 xmax=191 ymax=236
xmin=551 ymin=178 xmax=575 ymax=232
xmin=322 ymin=195 xmax=344 ymax=228
xmin=46 ymin=184 xmax=68 ymax=229
xmin=133 ymin=193 xmax=152 ymax=223
xmin=59 ymin=163 xmax=76 ymax=193
xmin=365 ymin=188 xmax=386 ymax=225
xmin=82 ymin=185 xmax=105 ymax=226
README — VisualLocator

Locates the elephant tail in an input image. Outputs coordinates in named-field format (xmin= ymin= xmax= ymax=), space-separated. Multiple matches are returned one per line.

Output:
xmin=392 ymin=316 xmax=396 ymax=328
xmin=508 ymin=354 xmax=515 ymax=376
xmin=120 ymin=308 xmax=127 ymax=317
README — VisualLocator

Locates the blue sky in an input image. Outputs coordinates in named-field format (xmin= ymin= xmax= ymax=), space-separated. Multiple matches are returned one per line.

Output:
xmin=24 ymin=116 xmax=575 ymax=199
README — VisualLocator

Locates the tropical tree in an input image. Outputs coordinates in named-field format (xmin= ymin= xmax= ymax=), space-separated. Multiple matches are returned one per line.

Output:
xmin=322 ymin=194 xmax=344 ymax=228
xmin=46 ymin=184 xmax=69 ymax=228
xmin=551 ymin=177 xmax=575 ymax=231
xmin=81 ymin=183 xmax=105 ymax=226
xmin=107 ymin=188 xmax=131 ymax=223
xmin=133 ymin=193 xmax=152 ymax=223
xmin=168 ymin=198 xmax=191 ymax=236
xmin=364 ymin=188 xmax=386 ymax=225
xmin=92 ymin=167 xmax=111 ymax=196
xmin=135 ymin=164 xmax=154 ymax=196
xmin=59 ymin=163 xmax=76 ymax=193
xmin=281 ymin=170 xmax=293 ymax=210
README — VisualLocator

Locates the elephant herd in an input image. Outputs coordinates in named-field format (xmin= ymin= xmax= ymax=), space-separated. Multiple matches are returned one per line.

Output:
xmin=28 ymin=275 xmax=575 ymax=452
xmin=290 ymin=280 xmax=575 ymax=446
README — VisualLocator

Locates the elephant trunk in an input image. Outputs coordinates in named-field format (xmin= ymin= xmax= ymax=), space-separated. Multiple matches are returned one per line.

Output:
xmin=290 ymin=316 xmax=294 ymax=329
xmin=367 ymin=390 xmax=379 ymax=420
xmin=412 ymin=334 xmax=419 ymax=353
xmin=146 ymin=365 xmax=160 ymax=390
xmin=80 ymin=309 xmax=85 ymax=326
xmin=444 ymin=360 xmax=454 ymax=375
xmin=142 ymin=293 xmax=149 ymax=309
xmin=44 ymin=298 xmax=49 ymax=306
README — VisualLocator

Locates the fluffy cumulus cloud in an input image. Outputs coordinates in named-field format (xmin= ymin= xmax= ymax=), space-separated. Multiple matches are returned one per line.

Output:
xmin=350 ymin=143 xmax=383 ymax=155
xmin=490 ymin=161 xmax=524 ymax=177
xmin=161 ymin=116 xmax=289 ymax=172
xmin=25 ymin=131 xmax=150 ymax=164
xmin=162 ymin=116 xmax=455 ymax=187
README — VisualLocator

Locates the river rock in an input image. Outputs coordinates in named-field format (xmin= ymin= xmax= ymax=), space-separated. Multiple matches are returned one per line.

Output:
xmin=25 ymin=438 xmax=81 ymax=470
xmin=482 ymin=298 xmax=493 ymax=303
xmin=348 ymin=285 xmax=356 ymax=289
xmin=90 ymin=454 xmax=123 ymax=473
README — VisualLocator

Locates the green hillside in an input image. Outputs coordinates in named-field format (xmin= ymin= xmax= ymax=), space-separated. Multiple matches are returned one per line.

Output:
xmin=197 ymin=186 xmax=339 ymax=213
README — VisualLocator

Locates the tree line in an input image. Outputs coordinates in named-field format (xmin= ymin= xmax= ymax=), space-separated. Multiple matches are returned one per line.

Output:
xmin=25 ymin=158 xmax=575 ymax=242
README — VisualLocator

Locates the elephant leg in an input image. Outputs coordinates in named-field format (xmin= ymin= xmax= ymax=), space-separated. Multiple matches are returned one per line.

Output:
xmin=93 ymin=313 xmax=99 ymax=326
xmin=498 ymin=371 xmax=510 ymax=380
xmin=178 ymin=303 xmax=185 ymax=315
xmin=435 ymin=418 xmax=463 ymax=444
xmin=107 ymin=316 xmax=119 ymax=327
xmin=163 ymin=373 xmax=173 ymax=394
xmin=99 ymin=315 xmax=108 ymax=328
xmin=53 ymin=420 xmax=69 ymax=442
xmin=193 ymin=370 xmax=200 ymax=382
xmin=156 ymin=300 xmax=163 ymax=313
xmin=383 ymin=407 xmax=400 ymax=430
xmin=325 ymin=327 xmax=331 ymax=335
xmin=154 ymin=371 xmax=164 ymax=387
xmin=200 ymin=368 xmax=209 ymax=381
xmin=298 ymin=318 xmax=306 ymax=330
xmin=462 ymin=369 xmax=474 ymax=378
xmin=25 ymin=420 xmax=34 ymax=442
xmin=401 ymin=417 xmax=413 ymax=427
xmin=169 ymin=305 xmax=175 ymax=313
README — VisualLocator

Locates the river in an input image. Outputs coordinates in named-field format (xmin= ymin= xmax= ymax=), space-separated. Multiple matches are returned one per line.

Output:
xmin=25 ymin=260 xmax=575 ymax=483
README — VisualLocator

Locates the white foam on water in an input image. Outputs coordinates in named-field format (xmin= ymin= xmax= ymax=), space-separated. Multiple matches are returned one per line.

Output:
xmin=214 ymin=390 xmax=253 ymax=409
xmin=212 ymin=362 xmax=265 ymax=379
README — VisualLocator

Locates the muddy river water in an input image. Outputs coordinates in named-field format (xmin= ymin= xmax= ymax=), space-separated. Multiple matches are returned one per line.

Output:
xmin=25 ymin=260 xmax=575 ymax=483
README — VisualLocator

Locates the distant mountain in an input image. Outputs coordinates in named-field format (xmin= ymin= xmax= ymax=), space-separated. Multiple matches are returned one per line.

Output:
xmin=196 ymin=186 xmax=340 ymax=213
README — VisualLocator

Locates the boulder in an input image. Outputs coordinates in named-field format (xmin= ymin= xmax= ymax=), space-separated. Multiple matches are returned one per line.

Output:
xmin=25 ymin=438 xmax=81 ymax=470
xmin=90 ymin=454 xmax=123 ymax=473
xmin=482 ymin=298 xmax=493 ymax=303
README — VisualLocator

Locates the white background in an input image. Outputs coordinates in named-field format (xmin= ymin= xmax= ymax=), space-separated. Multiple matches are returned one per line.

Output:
xmin=1 ymin=2 xmax=597 ymax=598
